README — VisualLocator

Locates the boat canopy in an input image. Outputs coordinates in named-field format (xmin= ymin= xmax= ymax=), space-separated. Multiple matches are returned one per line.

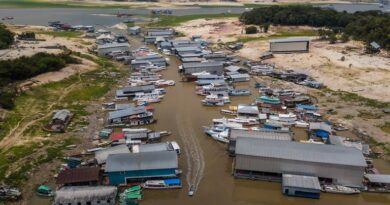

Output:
xmin=164 ymin=178 xmax=182 ymax=186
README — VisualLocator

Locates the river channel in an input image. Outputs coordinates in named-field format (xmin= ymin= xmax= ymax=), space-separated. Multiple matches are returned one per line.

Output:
xmin=3 ymin=6 xmax=389 ymax=205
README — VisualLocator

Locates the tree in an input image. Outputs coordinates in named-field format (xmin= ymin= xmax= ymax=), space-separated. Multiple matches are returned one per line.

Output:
xmin=329 ymin=33 xmax=337 ymax=44
xmin=263 ymin=23 xmax=270 ymax=33
xmin=245 ymin=26 xmax=258 ymax=34
xmin=0 ymin=24 xmax=14 ymax=49
xmin=340 ymin=33 xmax=349 ymax=43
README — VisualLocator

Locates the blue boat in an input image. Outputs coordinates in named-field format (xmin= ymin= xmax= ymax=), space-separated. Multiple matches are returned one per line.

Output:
xmin=229 ymin=89 xmax=251 ymax=96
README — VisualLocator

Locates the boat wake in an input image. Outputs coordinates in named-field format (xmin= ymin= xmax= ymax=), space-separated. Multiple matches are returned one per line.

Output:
xmin=176 ymin=115 xmax=205 ymax=196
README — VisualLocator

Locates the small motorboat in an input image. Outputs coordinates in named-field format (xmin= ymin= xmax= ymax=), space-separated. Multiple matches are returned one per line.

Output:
xmin=322 ymin=185 xmax=360 ymax=194
xmin=220 ymin=109 xmax=237 ymax=116
xmin=294 ymin=120 xmax=309 ymax=128
xmin=229 ymin=89 xmax=251 ymax=96
xmin=188 ymin=186 xmax=195 ymax=196
xmin=36 ymin=185 xmax=54 ymax=197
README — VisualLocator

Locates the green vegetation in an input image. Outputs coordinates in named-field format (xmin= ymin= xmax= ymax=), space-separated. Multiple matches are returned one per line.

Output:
xmin=0 ymin=52 xmax=80 ymax=109
xmin=338 ymin=91 xmax=390 ymax=109
xmin=381 ymin=122 xmax=390 ymax=134
xmin=0 ymin=23 xmax=14 ymax=49
xmin=240 ymin=5 xmax=390 ymax=50
xmin=236 ymin=29 xmax=318 ymax=43
xmin=0 ymin=55 xmax=124 ymax=186
xmin=149 ymin=13 xmax=240 ymax=27
xmin=37 ymin=31 xmax=82 ymax=38
xmin=245 ymin=26 xmax=258 ymax=34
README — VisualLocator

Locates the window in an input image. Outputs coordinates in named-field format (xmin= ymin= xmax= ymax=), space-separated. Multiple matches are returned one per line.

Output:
xmin=107 ymin=199 xmax=111 ymax=203
xmin=77 ymin=203 xmax=81 ymax=205
xmin=86 ymin=202 xmax=91 ymax=205
xmin=97 ymin=201 xmax=100 ymax=204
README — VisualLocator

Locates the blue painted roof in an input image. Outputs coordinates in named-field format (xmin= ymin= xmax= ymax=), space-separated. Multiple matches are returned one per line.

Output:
xmin=164 ymin=178 xmax=181 ymax=185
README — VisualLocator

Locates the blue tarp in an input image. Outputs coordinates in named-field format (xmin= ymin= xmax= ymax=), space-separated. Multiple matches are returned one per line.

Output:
xmin=296 ymin=104 xmax=319 ymax=111
xmin=316 ymin=130 xmax=330 ymax=139
xmin=164 ymin=178 xmax=181 ymax=186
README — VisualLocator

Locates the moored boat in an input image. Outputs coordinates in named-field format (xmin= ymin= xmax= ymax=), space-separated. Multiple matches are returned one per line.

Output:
xmin=322 ymin=185 xmax=360 ymax=194
xmin=36 ymin=185 xmax=54 ymax=197
xmin=142 ymin=178 xmax=182 ymax=189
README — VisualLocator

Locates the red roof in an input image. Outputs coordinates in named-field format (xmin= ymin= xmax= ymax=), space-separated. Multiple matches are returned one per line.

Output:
xmin=144 ymin=105 xmax=154 ymax=111
xmin=111 ymin=132 xmax=125 ymax=141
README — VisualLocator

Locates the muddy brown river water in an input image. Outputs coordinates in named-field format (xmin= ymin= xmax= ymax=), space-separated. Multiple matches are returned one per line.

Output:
xmin=28 ymin=42 xmax=390 ymax=205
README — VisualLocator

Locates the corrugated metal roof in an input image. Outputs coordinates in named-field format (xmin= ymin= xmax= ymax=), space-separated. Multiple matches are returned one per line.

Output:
xmin=55 ymin=186 xmax=117 ymax=204
xmin=309 ymin=122 xmax=332 ymax=133
xmin=95 ymin=144 xmax=130 ymax=164
xmin=56 ymin=167 xmax=100 ymax=185
xmin=269 ymin=37 xmax=311 ymax=43
xmin=229 ymin=129 xmax=291 ymax=141
xmin=53 ymin=109 xmax=71 ymax=121
xmin=139 ymin=142 xmax=170 ymax=153
xmin=97 ymin=42 xmax=130 ymax=49
xmin=282 ymin=174 xmax=321 ymax=190
xmin=105 ymin=151 xmax=178 ymax=172
xmin=365 ymin=174 xmax=390 ymax=184
xmin=237 ymin=104 xmax=259 ymax=114
xmin=235 ymin=137 xmax=367 ymax=167
xmin=122 ymin=85 xmax=155 ymax=93
xmin=108 ymin=106 xmax=147 ymax=120
xmin=228 ymin=73 xmax=250 ymax=79
xmin=183 ymin=61 xmax=224 ymax=68
xmin=175 ymin=47 xmax=201 ymax=52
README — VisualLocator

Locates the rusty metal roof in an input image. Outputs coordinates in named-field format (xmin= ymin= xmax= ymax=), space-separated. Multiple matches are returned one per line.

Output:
xmin=56 ymin=167 xmax=100 ymax=185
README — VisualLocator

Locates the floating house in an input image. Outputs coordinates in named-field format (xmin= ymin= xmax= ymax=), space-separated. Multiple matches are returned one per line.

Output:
xmin=237 ymin=104 xmax=259 ymax=118
xmin=228 ymin=129 xmax=292 ymax=155
xmin=97 ymin=42 xmax=130 ymax=56
xmin=128 ymin=26 xmax=141 ymax=35
xmin=54 ymin=186 xmax=117 ymax=205
xmin=269 ymin=38 xmax=310 ymax=53
xmin=182 ymin=61 xmax=224 ymax=76
xmin=95 ymin=144 xmax=130 ymax=165
xmin=227 ymin=73 xmax=250 ymax=82
xmin=132 ymin=141 xmax=180 ymax=154
xmin=116 ymin=85 xmax=156 ymax=99
xmin=309 ymin=122 xmax=332 ymax=139
xmin=107 ymin=106 xmax=154 ymax=125
xmin=234 ymin=137 xmax=366 ymax=187
xmin=204 ymin=53 xmax=227 ymax=61
xmin=105 ymin=151 xmax=178 ymax=185
xmin=56 ymin=167 xmax=101 ymax=186
xmin=282 ymin=174 xmax=321 ymax=199
xmin=46 ymin=109 xmax=73 ymax=132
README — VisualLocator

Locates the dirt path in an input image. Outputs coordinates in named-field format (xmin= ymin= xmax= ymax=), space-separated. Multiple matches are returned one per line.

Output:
xmin=0 ymin=73 xmax=82 ymax=149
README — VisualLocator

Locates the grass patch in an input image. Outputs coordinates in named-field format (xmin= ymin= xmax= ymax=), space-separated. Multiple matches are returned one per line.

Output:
xmin=37 ymin=31 xmax=82 ymax=38
xmin=236 ymin=29 xmax=318 ymax=43
xmin=337 ymin=91 xmax=390 ymax=109
xmin=380 ymin=122 xmax=390 ymax=134
xmin=148 ymin=13 xmax=240 ymax=27
xmin=126 ymin=22 xmax=135 ymax=27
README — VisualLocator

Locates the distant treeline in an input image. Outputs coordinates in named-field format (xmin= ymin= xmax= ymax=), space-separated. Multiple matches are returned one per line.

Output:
xmin=0 ymin=52 xmax=80 ymax=109
xmin=0 ymin=23 xmax=14 ymax=49
xmin=240 ymin=5 xmax=390 ymax=50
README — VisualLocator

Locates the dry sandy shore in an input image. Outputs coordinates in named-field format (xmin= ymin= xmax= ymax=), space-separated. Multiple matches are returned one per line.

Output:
xmin=0 ymin=25 xmax=98 ymax=89
xmin=175 ymin=18 xmax=390 ymax=102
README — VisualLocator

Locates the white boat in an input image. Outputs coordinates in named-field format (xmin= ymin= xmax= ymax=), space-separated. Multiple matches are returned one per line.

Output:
xmin=211 ymin=129 xmax=229 ymax=143
xmin=211 ymin=118 xmax=243 ymax=129
xmin=136 ymin=97 xmax=161 ymax=105
xmin=228 ymin=118 xmax=258 ymax=126
xmin=154 ymin=79 xmax=175 ymax=87
xmin=220 ymin=109 xmax=237 ymax=116
xmin=322 ymin=185 xmax=360 ymax=194
xmin=133 ymin=92 xmax=164 ymax=101
xmin=143 ymin=179 xmax=182 ymax=189
xmin=295 ymin=120 xmax=309 ymax=128
xmin=202 ymin=93 xmax=230 ymax=106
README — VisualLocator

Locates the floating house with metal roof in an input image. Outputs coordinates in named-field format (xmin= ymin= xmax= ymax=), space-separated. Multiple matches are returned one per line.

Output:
xmin=234 ymin=137 xmax=367 ymax=187
xmin=182 ymin=61 xmax=224 ymax=76
xmin=107 ymin=106 xmax=154 ymax=125
xmin=282 ymin=174 xmax=321 ymax=199
xmin=105 ymin=151 xmax=178 ymax=185
xmin=228 ymin=129 xmax=292 ymax=155
xmin=54 ymin=186 xmax=117 ymax=205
